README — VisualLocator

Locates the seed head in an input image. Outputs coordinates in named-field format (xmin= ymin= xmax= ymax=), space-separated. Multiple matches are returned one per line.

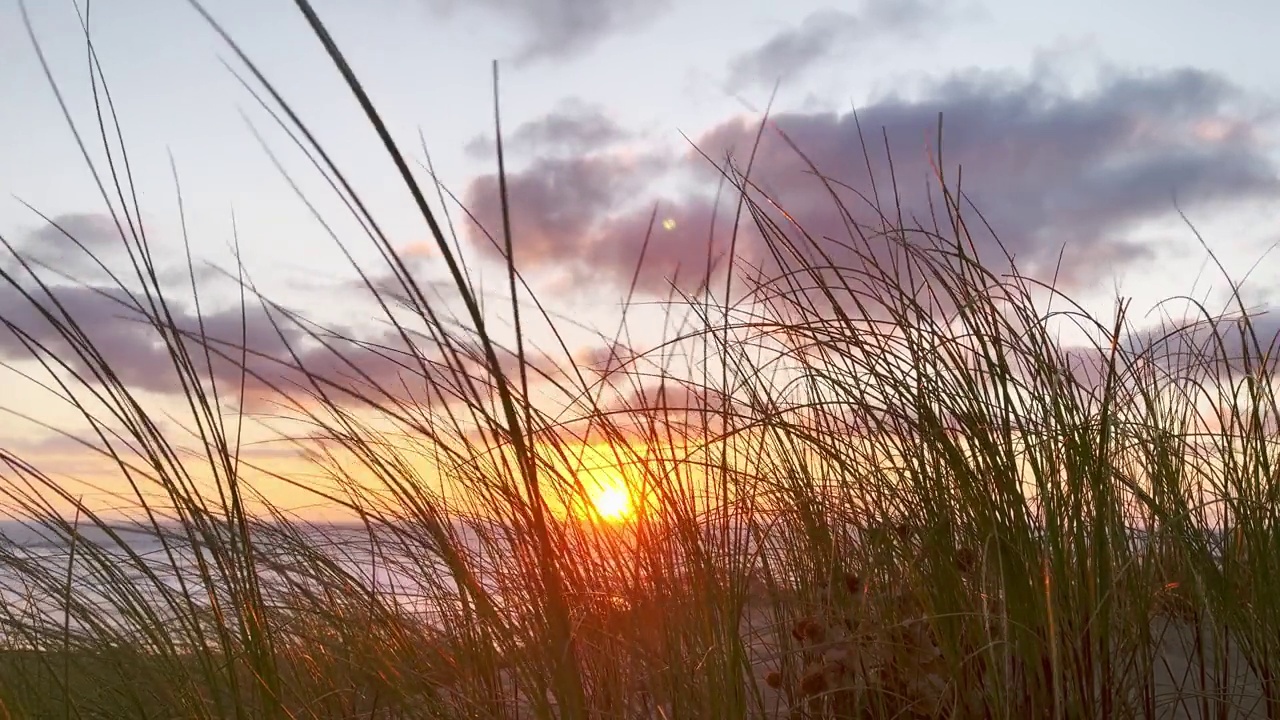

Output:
xmin=791 ymin=616 xmax=826 ymax=644
xmin=799 ymin=663 xmax=828 ymax=695
xmin=844 ymin=572 xmax=863 ymax=594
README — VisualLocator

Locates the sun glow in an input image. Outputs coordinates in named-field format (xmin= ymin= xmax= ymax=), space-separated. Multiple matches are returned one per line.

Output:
xmin=568 ymin=442 xmax=650 ymax=523
xmin=590 ymin=483 xmax=633 ymax=522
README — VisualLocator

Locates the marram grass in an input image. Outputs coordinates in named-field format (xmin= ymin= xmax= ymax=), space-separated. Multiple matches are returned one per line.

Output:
xmin=2 ymin=2 xmax=1280 ymax=718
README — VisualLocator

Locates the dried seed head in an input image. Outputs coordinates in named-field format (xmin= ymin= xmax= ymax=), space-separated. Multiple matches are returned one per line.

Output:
xmin=792 ymin=616 xmax=826 ymax=644
xmin=799 ymin=663 xmax=828 ymax=695
xmin=955 ymin=547 xmax=977 ymax=574
xmin=765 ymin=670 xmax=784 ymax=689
xmin=844 ymin=572 xmax=863 ymax=594
xmin=803 ymin=618 xmax=827 ymax=644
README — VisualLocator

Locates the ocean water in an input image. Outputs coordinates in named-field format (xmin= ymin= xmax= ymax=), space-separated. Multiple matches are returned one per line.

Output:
xmin=0 ymin=519 xmax=475 ymax=648
xmin=0 ymin=516 xmax=1233 ymax=651
xmin=0 ymin=514 xmax=774 ymax=645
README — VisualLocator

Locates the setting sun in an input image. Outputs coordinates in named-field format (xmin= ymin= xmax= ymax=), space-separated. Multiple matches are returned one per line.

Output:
xmin=590 ymin=484 xmax=633 ymax=522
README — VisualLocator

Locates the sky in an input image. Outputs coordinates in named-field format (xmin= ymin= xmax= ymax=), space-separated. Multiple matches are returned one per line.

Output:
xmin=2 ymin=0 xmax=1279 ymax=515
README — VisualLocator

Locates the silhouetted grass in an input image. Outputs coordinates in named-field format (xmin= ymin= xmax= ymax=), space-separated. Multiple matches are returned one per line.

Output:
xmin=1 ymin=1 xmax=1279 ymax=718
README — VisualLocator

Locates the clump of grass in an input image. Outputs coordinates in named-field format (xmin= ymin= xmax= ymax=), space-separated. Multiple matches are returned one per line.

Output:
xmin=2 ymin=1 xmax=1279 ymax=719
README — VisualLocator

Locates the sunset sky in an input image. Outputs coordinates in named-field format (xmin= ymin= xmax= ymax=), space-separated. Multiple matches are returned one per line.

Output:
xmin=2 ymin=0 xmax=1279 ymax=514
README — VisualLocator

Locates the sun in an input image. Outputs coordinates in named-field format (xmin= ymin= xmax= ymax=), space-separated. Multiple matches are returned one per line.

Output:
xmin=590 ymin=484 xmax=633 ymax=522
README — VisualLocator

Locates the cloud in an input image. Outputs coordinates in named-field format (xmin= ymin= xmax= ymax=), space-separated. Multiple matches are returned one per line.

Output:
xmin=537 ymin=377 xmax=744 ymax=446
xmin=0 ymin=282 xmax=272 ymax=397
xmin=0 ymin=266 xmax=601 ymax=418
xmin=421 ymin=0 xmax=670 ymax=63
xmin=4 ymin=212 xmax=228 ymax=292
xmin=461 ymin=149 xmax=671 ymax=269
xmin=0 ymin=217 xmax=488 ymax=408
xmin=1054 ymin=299 xmax=1280 ymax=398
xmin=465 ymin=99 xmax=630 ymax=160
xmin=726 ymin=0 xmax=958 ymax=91
xmin=460 ymin=66 xmax=1280 ymax=300
xmin=572 ymin=341 xmax=637 ymax=377
xmin=0 ymin=278 xmax=462 ymax=408
xmin=1134 ymin=307 xmax=1280 ymax=379
xmin=23 ymin=213 xmax=122 ymax=251
xmin=4 ymin=213 xmax=127 ymax=278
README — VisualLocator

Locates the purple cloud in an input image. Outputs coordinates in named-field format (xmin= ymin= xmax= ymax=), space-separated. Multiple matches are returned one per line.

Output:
xmin=6 ymin=212 xmax=228 ymax=293
xmin=461 ymin=67 xmax=1279 ymax=299
xmin=0 ymin=279 xmax=458 ymax=408
xmin=0 ymin=271 xmax=610 ymax=415
xmin=5 ymin=213 xmax=127 ymax=278
xmin=461 ymin=150 xmax=671 ymax=267
xmin=1054 ymin=299 xmax=1280 ymax=397
xmin=465 ymin=99 xmax=630 ymax=160
xmin=726 ymin=0 xmax=962 ymax=91
xmin=421 ymin=0 xmax=670 ymax=63
xmin=0 ymin=213 xmax=485 ymax=407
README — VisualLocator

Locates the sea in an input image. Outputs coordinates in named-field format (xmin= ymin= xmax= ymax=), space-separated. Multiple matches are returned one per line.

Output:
xmin=0 ymin=518 xmax=478 ymax=649
xmin=0 ymin=516 xmax=1234 ymax=652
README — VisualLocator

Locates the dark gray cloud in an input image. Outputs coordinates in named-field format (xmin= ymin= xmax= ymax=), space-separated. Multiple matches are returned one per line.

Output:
xmin=572 ymin=341 xmax=636 ymax=377
xmin=465 ymin=99 xmax=630 ymax=160
xmin=726 ymin=0 xmax=958 ymax=91
xmin=0 ymin=282 xmax=276 ymax=397
xmin=0 ymin=216 xmax=398 ymax=406
xmin=422 ymin=0 xmax=670 ymax=63
xmin=460 ymin=66 xmax=1279 ymax=299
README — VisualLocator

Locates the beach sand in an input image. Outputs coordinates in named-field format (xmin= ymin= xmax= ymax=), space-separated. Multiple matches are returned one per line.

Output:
xmin=487 ymin=607 xmax=1267 ymax=718
xmin=733 ymin=600 xmax=1269 ymax=719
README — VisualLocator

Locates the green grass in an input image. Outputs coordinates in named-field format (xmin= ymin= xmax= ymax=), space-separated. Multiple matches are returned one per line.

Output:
xmin=2 ymin=1 xmax=1280 ymax=718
